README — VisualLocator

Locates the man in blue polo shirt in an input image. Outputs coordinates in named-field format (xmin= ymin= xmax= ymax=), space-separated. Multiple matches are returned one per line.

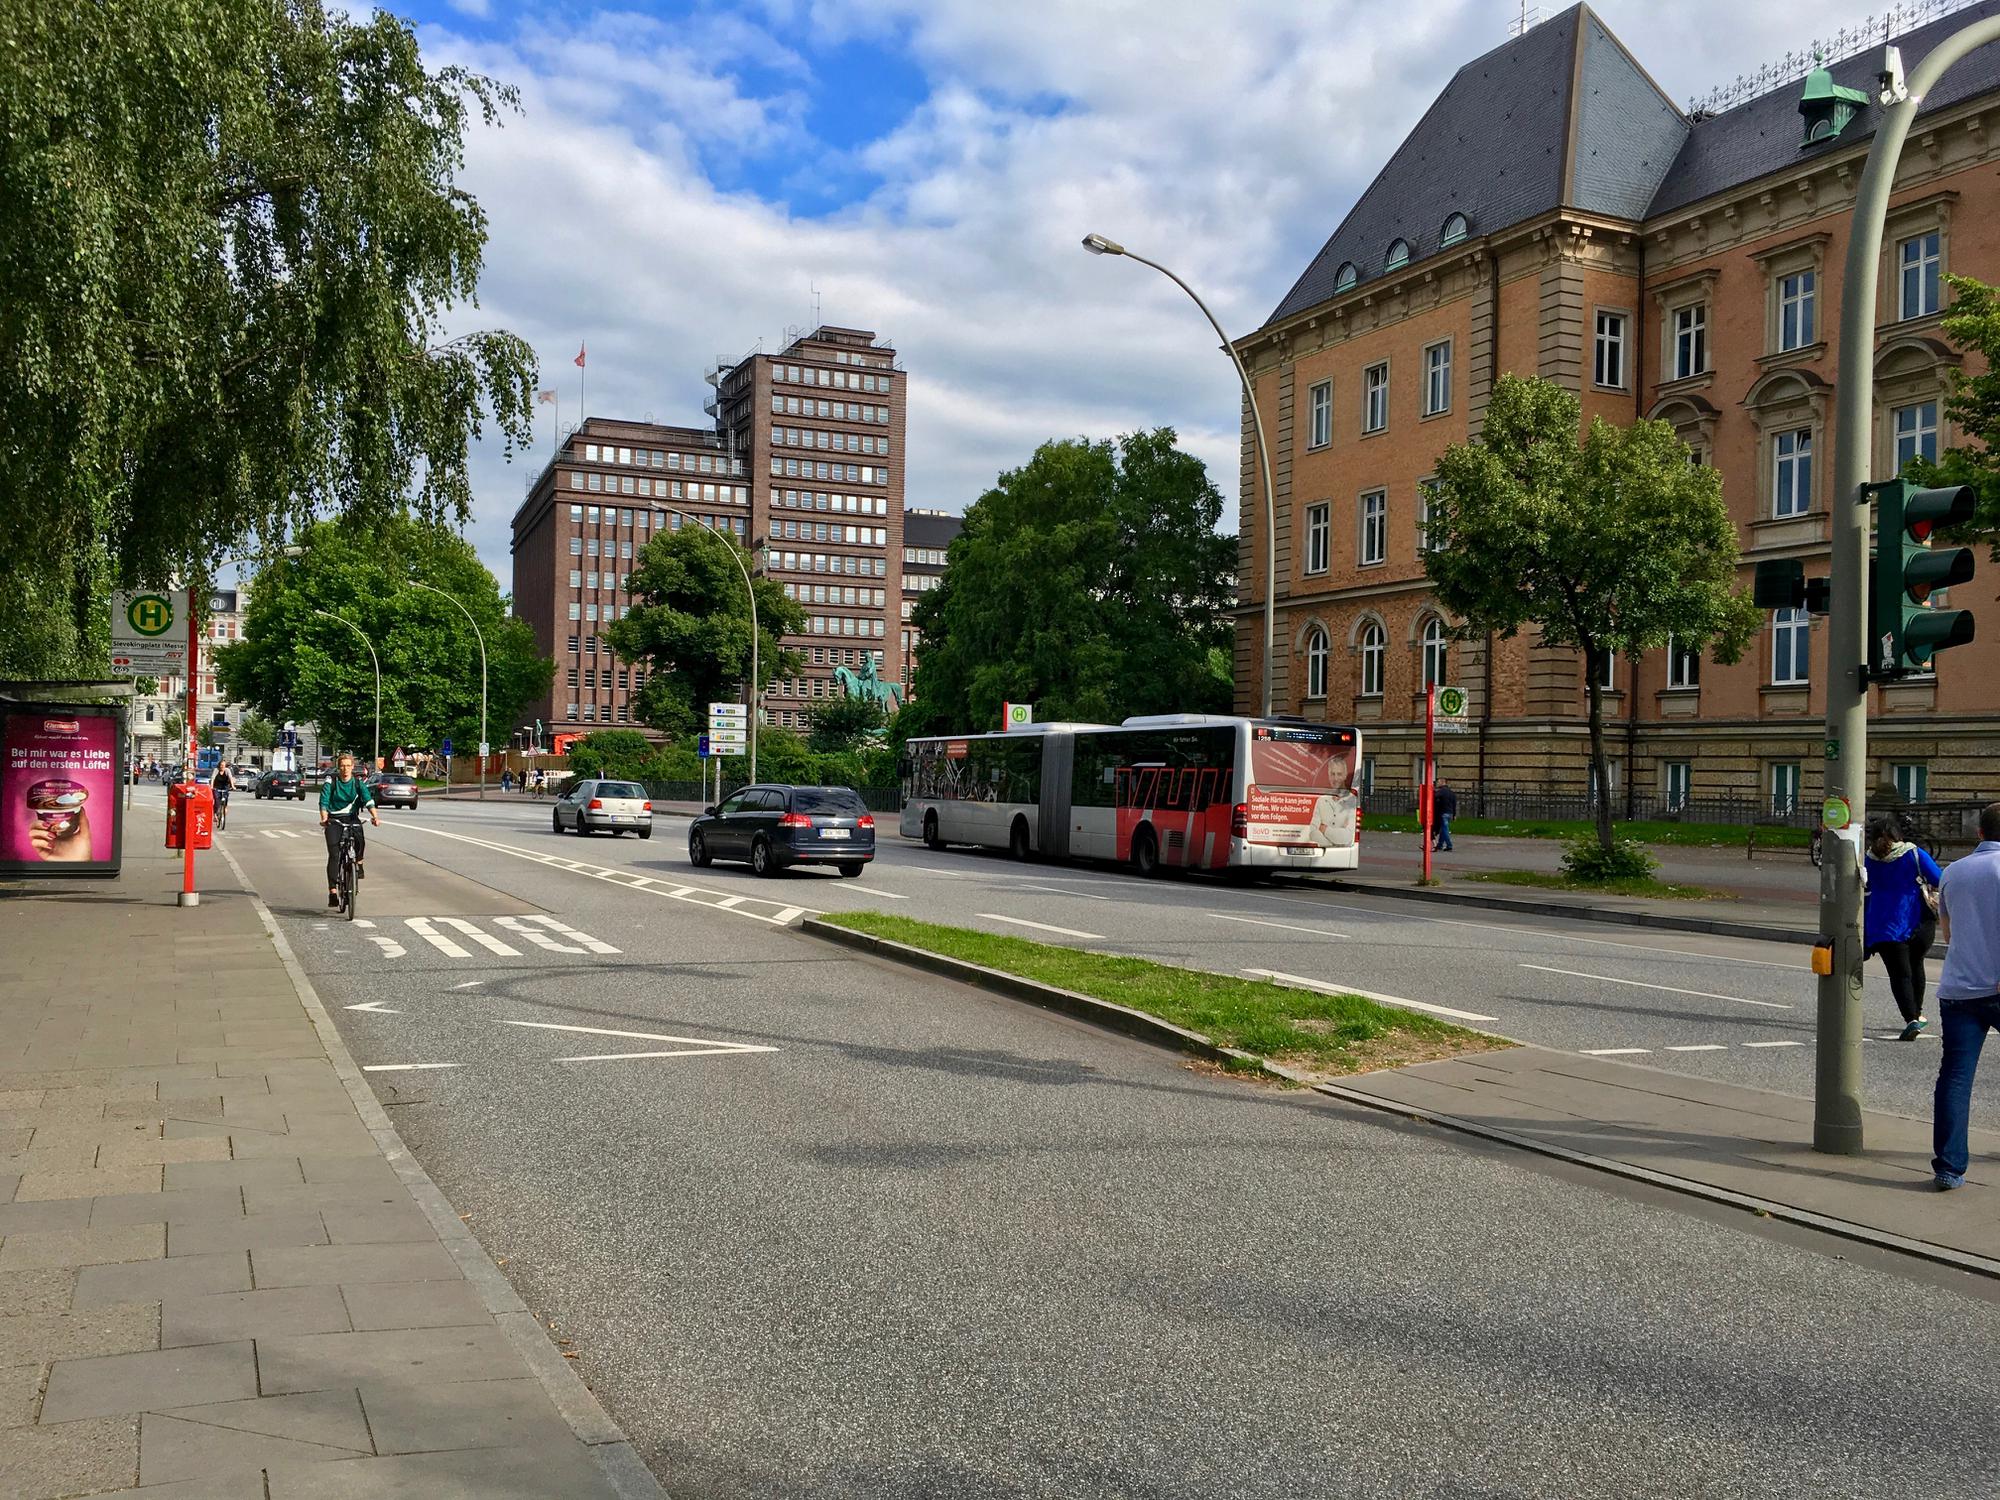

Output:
xmin=1932 ymin=802 xmax=2000 ymax=1190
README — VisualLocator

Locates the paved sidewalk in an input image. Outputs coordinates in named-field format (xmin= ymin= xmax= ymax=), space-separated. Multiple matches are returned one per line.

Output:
xmin=0 ymin=848 xmax=660 ymax=1499
xmin=1329 ymin=1046 xmax=2000 ymax=1275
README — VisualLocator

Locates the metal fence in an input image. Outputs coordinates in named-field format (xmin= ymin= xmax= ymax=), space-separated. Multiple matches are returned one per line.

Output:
xmin=1360 ymin=781 xmax=1820 ymax=829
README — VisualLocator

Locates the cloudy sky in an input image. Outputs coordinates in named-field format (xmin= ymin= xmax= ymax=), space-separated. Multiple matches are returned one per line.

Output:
xmin=399 ymin=0 xmax=1911 ymax=583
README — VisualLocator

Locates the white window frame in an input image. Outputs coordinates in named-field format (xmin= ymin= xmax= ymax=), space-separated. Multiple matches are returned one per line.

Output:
xmin=1362 ymin=363 xmax=1389 ymax=435
xmin=1778 ymin=270 xmax=1816 ymax=352
xmin=1773 ymin=427 xmax=1814 ymax=518
xmin=1593 ymin=310 xmax=1627 ymax=389
xmin=1893 ymin=401 xmax=1938 ymax=470
xmin=1304 ymin=503 xmax=1330 ymax=575
xmin=1673 ymin=303 xmax=1708 ymax=380
xmin=1416 ymin=480 xmax=1437 ymax=553
xmin=1665 ymin=635 xmax=1700 ymax=689
xmin=1892 ymin=763 xmax=1929 ymax=804
xmin=1358 ymin=490 xmax=1386 ymax=566
xmin=1304 ymin=627 xmax=1329 ymax=699
xmin=1771 ymin=762 xmax=1802 ymax=817
xmin=1772 ymin=607 xmax=1811 ymax=686
xmin=1423 ymin=341 xmax=1452 ymax=417
xmin=1899 ymin=231 xmax=1941 ymax=320
xmin=1665 ymin=761 xmax=1691 ymax=813
xmin=1307 ymin=381 xmax=1332 ymax=449
xmin=1420 ymin=618 xmax=1448 ymax=689
xmin=1359 ymin=622 xmax=1385 ymax=697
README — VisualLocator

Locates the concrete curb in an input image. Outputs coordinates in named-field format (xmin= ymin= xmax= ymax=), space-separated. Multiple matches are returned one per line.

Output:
xmin=1322 ymin=876 xmax=1817 ymax=946
xmin=218 ymin=844 xmax=670 ymax=1500
xmin=802 ymin=915 xmax=2000 ymax=1284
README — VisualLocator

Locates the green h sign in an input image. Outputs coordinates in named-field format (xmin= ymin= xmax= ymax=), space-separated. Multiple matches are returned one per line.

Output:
xmin=1868 ymin=479 xmax=1976 ymax=676
xmin=125 ymin=594 xmax=174 ymax=637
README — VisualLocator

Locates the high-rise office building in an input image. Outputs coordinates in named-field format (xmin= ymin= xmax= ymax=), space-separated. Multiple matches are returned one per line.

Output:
xmin=899 ymin=508 xmax=962 ymax=703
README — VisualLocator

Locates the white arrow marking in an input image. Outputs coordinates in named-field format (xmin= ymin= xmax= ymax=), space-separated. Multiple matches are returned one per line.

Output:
xmin=494 ymin=1018 xmax=775 ymax=1063
xmin=435 ymin=917 xmax=521 ymax=957
xmin=345 ymin=1000 xmax=402 ymax=1013
xmin=406 ymin=918 xmax=471 ymax=958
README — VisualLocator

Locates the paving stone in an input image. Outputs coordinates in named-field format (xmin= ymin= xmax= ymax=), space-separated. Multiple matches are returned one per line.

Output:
xmin=141 ymin=1409 xmax=369 ymax=1484
xmin=114 ymin=1467 xmax=270 ymax=1499
xmin=162 ymin=1157 xmax=301 ymax=1192
xmin=0 ymin=1092 xmax=44 ymax=1112
xmin=257 ymin=1326 xmax=517 ymax=1395
xmin=250 ymin=1243 xmax=460 ymax=1290
xmin=241 ymin=1185 xmax=403 ymax=1218
xmin=0 ymin=1198 xmax=93 ymax=1237
xmin=89 ymin=1187 xmax=246 ymax=1230
xmin=297 ymin=1157 xmax=399 ymax=1188
xmin=155 ymin=1388 xmax=371 ymax=1450
xmin=339 ymin=1280 xmax=490 ymax=1333
xmin=167 ymin=1211 xmax=327 ymax=1258
xmin=266 ymin=1440 xmax=612 ymax=1498
xmin=0 ymin=1301 xmax=157 ymax=1365
xmin=0 ymin=1269 xmax=76 ymax=1317
xmin=75 ymin=1252 xmax=249 ymax=1308
xmin=106 ymin=1098 xmax=225 ymax=1126
xmin=0 ymin=1174 xmax=17 ymax=1205
xmin=0 ymin=1223 xmax=163 ymax=1272
xmin=95 ymin=1136 xmax=232 ymax=1169
xmin=41 ymin=1342 xmax=257 ymax=1424
xmin=0 ymin=1362 xmax=42 ymax=1426
xmin=357 ymin=1377 xmax=570 ymax=1455
xmin=0 ymin=1413 xmax=137 ymax=1498
xmin=319 ymin=1204 xmax=436 ymax=1246
xmin=163 ymin=1285 xmax=350 ymax=1348
xmin=15 ymin=1166 xmax=161 ymax=1202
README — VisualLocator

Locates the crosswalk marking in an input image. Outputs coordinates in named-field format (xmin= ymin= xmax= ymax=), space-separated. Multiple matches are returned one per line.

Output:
xmin=258 ymin=828 xmax=306 ymax=840
xmin=435 ymin=917 xmax=521 ymax=957
xmin=317 ymin=913 xmax=618 ymax=964
xmin=406 ymin=918 xmax=472 ymax=958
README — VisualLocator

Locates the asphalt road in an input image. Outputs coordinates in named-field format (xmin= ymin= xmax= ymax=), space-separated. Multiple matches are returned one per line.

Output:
xmin=195 ymin=788 xmax=2000 ymax=1500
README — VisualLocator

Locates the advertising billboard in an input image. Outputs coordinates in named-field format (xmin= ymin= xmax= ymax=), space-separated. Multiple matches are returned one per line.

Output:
xmin=0 ymin=703 xmax=126 ymax=878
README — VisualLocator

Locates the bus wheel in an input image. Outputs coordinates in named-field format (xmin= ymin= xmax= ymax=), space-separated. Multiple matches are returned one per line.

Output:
xmin=1131 ymin=826 xmax=1160 ymax=878
xmin=924 ymin=811 xmax=945 ymax=851
xmin=1009 ymin=818 xmax=1031 ymax=861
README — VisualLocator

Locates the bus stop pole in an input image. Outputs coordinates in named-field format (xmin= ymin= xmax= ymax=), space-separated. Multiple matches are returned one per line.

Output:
xmin=1421 ymin=684 xmax=1436 ymax=885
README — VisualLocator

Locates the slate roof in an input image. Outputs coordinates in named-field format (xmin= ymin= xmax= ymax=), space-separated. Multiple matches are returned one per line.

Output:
xmin=1265 ymin=5 xmax=1685 ymax=329
xmin=1648 ymin=0 xmax=2000 ymax=217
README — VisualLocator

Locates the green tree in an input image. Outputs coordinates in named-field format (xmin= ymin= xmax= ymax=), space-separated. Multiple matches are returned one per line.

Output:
xmin=907 ymin=429 xmax=1235 ymax=733
xmin=162 ymin=712 xmax=185 ymax=749
xmin=216 ymin=517 xmax=553 ymax=756
xmin=0 ymin=0 xmax=536 ymax=680
xmin=238 ymin=713 xmax=279 ymax=753
xmin=806 ymin=694 xmax=887 ymax=754
xmin=606 ymin=526 xmax=805 ymax=738
xmin=565 ymin=730 xmax=655 ymax=781
xmin=1908 ymin=274 xmax=2000 ymax=552
xmin=1425 ymin=375 xmax=1758 ymax=856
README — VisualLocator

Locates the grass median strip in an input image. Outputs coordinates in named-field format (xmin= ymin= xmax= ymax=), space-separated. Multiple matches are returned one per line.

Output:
xmin=1462 ymin=870 xmax=1728 ymax=901
xmin=819 ymin=910 xmax=1507 ymax=1078
xmin=1363 ymin=813 xmax=1811 ymax=849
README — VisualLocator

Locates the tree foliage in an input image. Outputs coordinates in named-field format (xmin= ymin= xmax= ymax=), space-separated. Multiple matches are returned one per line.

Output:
xmin=1424 ymin=375 xmax=1758 ymax=855
xmin=216 ymin=517 xmax=553 ymax=757
xmin=238 ymin=713 xmax=279 ymax=752
xmin=605 ymin=526 xmax=806 ymax=739
xmin=0 ymin=0 xmax=536 ymax=680
xmin=905 ymin=429 xmax=1236 ymax=733
xmin=1908 ymin=274 xmax=2000 ymax=553
xmin=806 ymin=694 xmax=887 ymax=754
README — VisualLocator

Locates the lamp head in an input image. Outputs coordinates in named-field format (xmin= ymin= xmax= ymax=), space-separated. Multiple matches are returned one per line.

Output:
xmin=1080 ymin=233 xmax=1125 ymax=257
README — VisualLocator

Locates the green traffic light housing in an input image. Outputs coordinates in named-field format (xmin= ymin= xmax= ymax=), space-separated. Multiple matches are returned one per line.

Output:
xmin=1868 ymin=479 xmax=1977 ymax=676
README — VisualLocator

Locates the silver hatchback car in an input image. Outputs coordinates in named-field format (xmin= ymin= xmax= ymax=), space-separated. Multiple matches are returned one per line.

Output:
xmin=553 ymin=778 xmax=654 ymax=838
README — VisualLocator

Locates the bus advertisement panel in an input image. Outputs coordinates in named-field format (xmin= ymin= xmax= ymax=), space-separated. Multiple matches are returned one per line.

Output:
xmin=1244 ymin=723 xmax=1359 ymax=858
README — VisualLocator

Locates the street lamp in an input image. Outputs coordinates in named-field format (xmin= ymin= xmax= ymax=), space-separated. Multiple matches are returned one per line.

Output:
xmin=406 ymin=581 xmax=488 ymax=800
xmin=1081 ymin=232 xmax=1279 ymax=718
xmin=659 ymin=509 xmax=761 ymax=782
xmin=311 ymin=610 xmax=380 ymax=770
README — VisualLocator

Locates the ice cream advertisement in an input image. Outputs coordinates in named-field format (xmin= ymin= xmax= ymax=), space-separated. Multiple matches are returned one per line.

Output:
xmin=1 ymin=706 xmax=123 ymax=876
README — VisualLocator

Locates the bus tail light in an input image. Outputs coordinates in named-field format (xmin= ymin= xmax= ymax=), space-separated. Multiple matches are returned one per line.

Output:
xmin=1230 ymin=802 xmax=1248 ymax=838
xmin=777 ymin=812 xmax=812 ymax=828
xmin=1355 ymin=807 xmax=1363 ymax=840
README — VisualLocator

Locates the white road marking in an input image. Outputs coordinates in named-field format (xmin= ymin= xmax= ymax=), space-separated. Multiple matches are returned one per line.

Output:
xmin=1019 ymin=884 xmax=1109 ymax=901
xmin=492 ymin=915 xmax=586 ymax=954
xmin=405 ymin=918 xmax=472 ymax=958
xmin=494 ymin=1018 xmax=777 ymax=1063
xmin=362 ymin=1063 xmax=460 ymax=1072
xmin=1582 ymin=1047 xmax=1652 ymax=1055
xmin=716 ymin=895 xmax=746 ymax=909
xmin=980 ymin=913 xmax=1105 ymax=940
xmin=1242 ymin=968 xmax=1498 ymax=1023
xmin=1210 ymin=913 xmax=1348 ymax=939
xmin=435 ymin=917 xmax=521 ymax=957
xmin=450 ymin=980 xmax=484 ymax=990
xmin=1742 ymin=1039 xmax=1806 ymax=1048
xmin=345 ymin=1000 xmax=402 ymax=1013
xmin=1517 ymin=964 xmax=1791 ymax=1009
xmin=361 ymin=933 xmax=406 ymax=959
xmin=353 ymin=919 xmax=375 ymax=928
xmin=771 ymin=906 xmax=805 ymax=924
xmin=1666 ymin=1044 xmax=1728 ymax=1052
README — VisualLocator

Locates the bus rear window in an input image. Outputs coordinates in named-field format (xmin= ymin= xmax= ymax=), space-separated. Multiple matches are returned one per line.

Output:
xmin=1251 ymin=739 xmax=1352 ymax=793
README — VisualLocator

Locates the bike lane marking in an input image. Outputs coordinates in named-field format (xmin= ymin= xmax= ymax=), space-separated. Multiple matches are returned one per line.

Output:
xmin=1243 ymin=968 xmax=1498 ymax=1023
xmin=980 ymin=914 xmax=1105 ymax=941
xmin=1517 ymin=963 xmax=1790 ymax=1010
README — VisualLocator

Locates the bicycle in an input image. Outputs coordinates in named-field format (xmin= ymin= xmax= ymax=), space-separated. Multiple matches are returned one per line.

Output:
xmin=213 ymin=789 xmax=229 ymax=833
xmin=333 ymin=819 xmax=362 ymax=922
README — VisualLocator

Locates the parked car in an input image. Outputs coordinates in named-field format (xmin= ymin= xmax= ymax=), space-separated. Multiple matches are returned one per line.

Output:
xmin=688 ymin=784 xmax=874 ymax=878
xmin=552 ymin=778 xmax=653 ymax=838
xmin=369 ymin=772 xmax=419 ymax=810
xmin=255 ymin=769 xmax=304 ymax=801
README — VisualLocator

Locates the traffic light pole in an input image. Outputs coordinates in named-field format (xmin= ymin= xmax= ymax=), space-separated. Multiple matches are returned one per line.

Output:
xmin=1818 ymin=15 xmax=2000 ymax=1154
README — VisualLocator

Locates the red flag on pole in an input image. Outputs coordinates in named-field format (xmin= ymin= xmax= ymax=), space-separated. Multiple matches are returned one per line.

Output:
xmin=574 ymin=343 xmax=587 ymax=368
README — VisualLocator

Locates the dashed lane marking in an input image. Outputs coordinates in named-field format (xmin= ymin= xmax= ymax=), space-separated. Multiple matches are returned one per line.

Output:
xmin=980 ymin=913 xmax=1105 ymax=941
xmin=1742 ymin=1040 xmax=1806 ymax=1048
xmin=362 ymin=1063 xmax=460 ymax=1072
xmin=1018 ymin=884 xmax=1110 ymax=901
xmin=1243 ymin=968 xmax=1498 ymax=1023
xmin=1517 ymin=963 xmax=1791 ymax=1010
xmin=1210 ymin=913 xmax=1349 ymax=939
xmin=1582 ymin=1047 xmax=1652 ymax=1056
xmin=1666 ymin=1044 xmax=1728 ymax=1052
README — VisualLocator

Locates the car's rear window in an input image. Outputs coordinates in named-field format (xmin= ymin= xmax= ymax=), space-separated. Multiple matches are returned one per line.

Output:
xmin=598 ymin=782 xmax=646 ymax=800
xmin=789 ymin=787 xmax=866 ymax=815
xmin=380 ymin=775 xmax=413 ymax=785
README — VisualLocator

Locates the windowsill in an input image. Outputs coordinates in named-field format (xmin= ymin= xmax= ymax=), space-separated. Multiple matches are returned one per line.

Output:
xmin=1305 ymin=442 xmax=1330 ymax=453
xmin=1880 ymin=310 xmax=1946 ymax=337
xmin=1420 ymin=407 xmax=1452 ymax=422
xmin=1358 ymin=559 xmax=1386 ymax=570
xmin=1656 ymin=370 xmax=1714 ymax=395
xmin=1762 ymin=682 xmax=1811 ymax=715
xmin=1591 ymin=382 xmax=1630 ymax=395
xmin=1756 ymin=341 xmax=1827 ymax=369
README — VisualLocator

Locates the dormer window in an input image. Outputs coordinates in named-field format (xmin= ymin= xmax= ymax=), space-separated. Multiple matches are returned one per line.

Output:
xmin=1798 ymin=64 xmax=1868 ymax=148
xmin=1384 ymin=239 xmax=1411 ymax=272
xmin=1333 ymin=261 xmax=1358 ymax=293
xmin=1440 ymin=213 xmax=1469 ymax=247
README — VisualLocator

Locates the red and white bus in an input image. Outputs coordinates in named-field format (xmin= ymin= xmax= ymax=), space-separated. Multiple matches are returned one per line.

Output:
xmin=899 ymin=715 xmax=1362 ymax=875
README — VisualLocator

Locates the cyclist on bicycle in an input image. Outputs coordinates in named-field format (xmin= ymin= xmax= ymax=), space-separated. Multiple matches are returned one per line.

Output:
xmin=209 ymin=762 xmax=234 ymax=826
xmin=318 ymin=751 xmax=380 ymax=909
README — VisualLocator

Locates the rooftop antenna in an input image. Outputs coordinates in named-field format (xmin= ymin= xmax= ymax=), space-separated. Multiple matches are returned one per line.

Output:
xmin=810 ymin=281 xmax=821 ymax=331
xmin=1509 ymin=0 xmax=1540 ymax=37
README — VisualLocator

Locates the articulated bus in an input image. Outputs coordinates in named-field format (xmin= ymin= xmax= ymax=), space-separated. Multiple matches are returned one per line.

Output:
xmin=899 ymin=715 xmax=1362 ymax=876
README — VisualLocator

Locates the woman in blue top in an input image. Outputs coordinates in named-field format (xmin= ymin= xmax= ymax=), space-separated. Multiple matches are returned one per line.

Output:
xmin=1864 ymin=814 xmax=1943 ymax=1040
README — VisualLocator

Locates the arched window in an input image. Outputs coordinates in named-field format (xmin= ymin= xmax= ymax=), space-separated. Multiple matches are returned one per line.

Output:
xmin=1333 ymin=261 xmax=1358 ymax=293
xmin=1304 ymin=626 xmax=1330 ymax=699
xmin=1421 ymin=617 xmax=1449 ymax=688
xmin=1359 ymin=622 xmax=1385 ymax=697
xmin=1440 ymin=213 xmax=1469 ymax=247
xmin=1385 ymin=239 xmax=1411 ymax=271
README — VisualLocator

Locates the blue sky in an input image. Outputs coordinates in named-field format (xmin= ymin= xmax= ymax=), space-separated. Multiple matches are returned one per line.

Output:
xmin=394 ymin=0 xmax=1914 ymax=583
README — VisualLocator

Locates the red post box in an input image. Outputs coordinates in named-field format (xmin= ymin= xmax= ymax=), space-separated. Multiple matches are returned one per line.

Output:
xmin=166 ymin=783 xmax=213 ymax=851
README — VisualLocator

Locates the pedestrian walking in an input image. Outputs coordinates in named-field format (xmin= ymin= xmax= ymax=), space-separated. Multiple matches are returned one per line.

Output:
xmin=500 ymin=769 xmax=513 ymax=793
xmin=1431 ymin=779 xmax=1458 ymax=852
xmin=1931 ymin=801 xmax=2000 ymax=1191
xmin=1863 ymin=814 xmax=1941 ymax=1040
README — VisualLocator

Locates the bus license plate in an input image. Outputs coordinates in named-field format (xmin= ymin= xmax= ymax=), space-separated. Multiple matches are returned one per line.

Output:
xmin=1284 ymin=844 xmax=1315 ymax=855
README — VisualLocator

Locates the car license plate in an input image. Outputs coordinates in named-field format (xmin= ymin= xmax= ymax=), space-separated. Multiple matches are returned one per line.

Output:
xmin=821 ymin=828 xmax=850 ymax=840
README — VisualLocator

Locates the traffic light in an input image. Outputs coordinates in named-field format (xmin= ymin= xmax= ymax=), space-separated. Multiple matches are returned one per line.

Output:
xmin=1869 ymin=479 xmax=1976 ymax=677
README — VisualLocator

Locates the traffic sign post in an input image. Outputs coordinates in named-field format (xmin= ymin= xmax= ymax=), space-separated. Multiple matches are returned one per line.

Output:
xmin=440 ymin=738 xmax=452 ymax=796
xmin=1421 ymin=684 xmax=1437 ymax=886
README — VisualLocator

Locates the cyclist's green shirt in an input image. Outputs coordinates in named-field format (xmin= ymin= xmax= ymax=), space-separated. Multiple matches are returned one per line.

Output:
xmin=319 ymin=776 xmax=375 ymax=818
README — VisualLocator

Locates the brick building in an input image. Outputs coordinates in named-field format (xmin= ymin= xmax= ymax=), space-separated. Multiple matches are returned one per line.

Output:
xmin=899 ymin=507 xmax=963 ymax=702
xmin=1233 ymin=1 xmax=2000 ymax=815
xmin=510 ymin=328 xmax=906 ymax=734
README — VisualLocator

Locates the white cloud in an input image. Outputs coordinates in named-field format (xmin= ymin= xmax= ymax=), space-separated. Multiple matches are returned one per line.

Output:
xmin=424 ymin=1 xmax=1898 ymax=584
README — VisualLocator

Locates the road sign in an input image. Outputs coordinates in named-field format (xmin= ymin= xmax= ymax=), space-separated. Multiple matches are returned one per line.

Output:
xmin=708 ymin=702 xmax=748 ymax=723
xmin=113 ymin=592 xmax=178 ymax=643
xmin=478 ymin=741 xmax=490 ymax=758
xmin=441 ymin=738 xmax=453 ymax=758
xmin=697 ymin=733 xmax=711 ymax=758
xmin=110 ymin=645 xmax=186 ymax=675
xmin=1434 ymin=684 xmax=1470 ymax=733
xmin=1002 ymin=701 xmax=1034 ymax=730
xmin=708 ymin=729 xmax=748 ymax=749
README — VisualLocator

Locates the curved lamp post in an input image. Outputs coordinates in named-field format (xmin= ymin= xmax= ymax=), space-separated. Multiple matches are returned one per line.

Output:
xmin=407 ymin=581 xmax=488 ymax=800
xmin=311 ymin=610 xmax=380 ymax=771
xmin=1081 ymin=232 xmax=1277 ymax=717
xmin=659 ymin=509 xmax=761 ymax=782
